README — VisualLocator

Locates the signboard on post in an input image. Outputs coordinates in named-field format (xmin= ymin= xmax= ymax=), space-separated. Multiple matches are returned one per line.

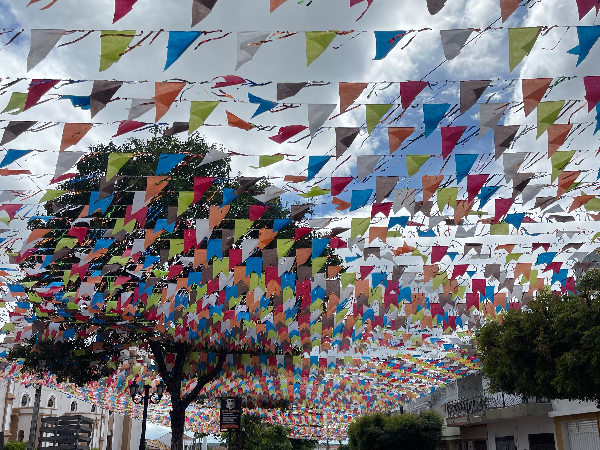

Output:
xmin=220 ymin=397 xmax=242 ymax=431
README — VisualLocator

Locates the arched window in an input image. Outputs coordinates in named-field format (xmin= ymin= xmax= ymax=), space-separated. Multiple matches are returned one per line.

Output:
xmin=47 ymin=396 xmax=55 ymax=408
xmin=20 ymin=393 xmax=30 ymax=407
xmin=18 ymin=430 xmax=25 ymax=441
xmin=70 ymin=401 xmax=77 ymax=412
xmin=91 ymin=405 xmax=96 ymax=413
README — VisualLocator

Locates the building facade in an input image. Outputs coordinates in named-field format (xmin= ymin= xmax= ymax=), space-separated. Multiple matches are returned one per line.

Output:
xmin=407 ymin=374 xmax=600 ymax=450
xmin=0 ymin=379 xmax=143 ymax=450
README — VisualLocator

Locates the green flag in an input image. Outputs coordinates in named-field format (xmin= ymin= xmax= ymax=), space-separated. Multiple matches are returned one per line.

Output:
xmin=551 ymin=150 xmax=575 ymax=182
xmin=306 ymin=31 xmax=337 ymax=66
xmin=169 ymin=239 xmax=184 ymax=259
xmin=537 ymin=101 xmax=565 ymax=138
xmin=177 ymin=191 xmax=194 ymax=216
xmin=350 ymin=217 xmax=370 ymax=239
xmin=366 ymin=104 xmax=393 ymax=135
xmin=277 ymin=239 xmax=295 ymax=258
xmin=251 ymin=154 xmax=285 ymax=168
xmin=234 ymin=219 xmax=253 ymax=241
xmin=312 ymin=257 xmax=328 ymax=276
xmin=437 ymin=187 xmax=458 ymax=211
xmin=508 ymin=27 xmax=540 ymax=72
xmin=299 ymin=186 xmax=331 ymax=198
xmin=490 ymin=223 xmax=509 ymax=235
xmin=106 ymin=153 xmax=133 ymax=181
xmin=100 ymin=30 xmax=135 ymax=72
xmin=2 ymin=92 xmax=27 ymax=115
xmin=189 ymin=101 xmax=220 ymax=133
xmin=341 ymin=272 xmax=356 ymax=290
xmin=406 ymin=155 xmax=430 ymax=177
xmin=39 ymin=190 xmax=66 ymax=203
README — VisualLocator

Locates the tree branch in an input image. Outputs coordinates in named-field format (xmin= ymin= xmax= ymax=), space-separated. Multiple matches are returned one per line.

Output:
xmin=182 ymin=351 xmax=227 ymax=407
xmin=148 ymin=339 xmax=176 ymax=397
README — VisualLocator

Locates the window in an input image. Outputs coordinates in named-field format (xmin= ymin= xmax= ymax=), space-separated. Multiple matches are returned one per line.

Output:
xmin=20 ymin=393 xmax=30 ymax=407
xmin=528 ymin=433 xmax=556 ymax=450
xmin=18 ymin=430 xmax=25 ymax=442
xmin=70 ymin=401 xmax=77 ymax=412
xmin=47 ymin=396 xmax=55 ymax=408
xmin=91 ymin=405 xmax=96 ymax=413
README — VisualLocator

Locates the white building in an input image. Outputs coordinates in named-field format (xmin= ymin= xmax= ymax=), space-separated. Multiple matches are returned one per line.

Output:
xmin=0 ymin=379 xmax=143 ymax=450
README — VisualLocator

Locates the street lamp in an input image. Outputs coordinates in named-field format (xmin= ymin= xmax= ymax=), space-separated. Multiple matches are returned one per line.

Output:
xmin=129 ymin=381 xmax=166 ymax=450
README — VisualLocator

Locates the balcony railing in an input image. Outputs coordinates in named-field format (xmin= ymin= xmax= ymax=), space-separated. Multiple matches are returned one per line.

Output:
xmin=445 ymin=391 xmax=550 ymax=418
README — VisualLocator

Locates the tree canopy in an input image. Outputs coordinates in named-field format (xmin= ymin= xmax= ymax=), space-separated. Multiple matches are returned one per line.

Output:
xmin=346 ymin=411 xmax=443 ymax=450
xmin=477 ymin=268 xmax=600 ymax=403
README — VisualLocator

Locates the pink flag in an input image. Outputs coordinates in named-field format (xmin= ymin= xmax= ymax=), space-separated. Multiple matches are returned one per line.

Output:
xmin=466 ymin=174 xmax=489 ymax=202
xmin=584 ymin=76 xmax=600 ymax=112
xmin=114 ymin=0 xmax=138 ymax=23
xmin=400 ymin=81 xmax=429 ymax=109
xmin=441 ymin=126 xmax=467 ymax=159
xmin=269 ymin=125 xmax=307 ymax=144
xmin=25 ymin=79 xmax=59 ymax=110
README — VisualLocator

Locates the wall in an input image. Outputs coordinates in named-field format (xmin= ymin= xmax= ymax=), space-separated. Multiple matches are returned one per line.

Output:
xmin=486 ymin=416 xmax=556 ymax=450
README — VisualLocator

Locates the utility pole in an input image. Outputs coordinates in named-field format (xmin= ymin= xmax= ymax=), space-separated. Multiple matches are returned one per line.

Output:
xmin=26 ymin=385 xmax=41 ymax=450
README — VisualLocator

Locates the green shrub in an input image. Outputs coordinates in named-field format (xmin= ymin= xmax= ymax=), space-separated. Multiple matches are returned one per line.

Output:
xmin=5 ymin=441 xmax=28 ymax=450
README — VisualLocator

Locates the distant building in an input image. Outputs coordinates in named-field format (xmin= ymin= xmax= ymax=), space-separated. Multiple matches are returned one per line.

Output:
xmin=0 ymin=379 xmax=142 ymax=450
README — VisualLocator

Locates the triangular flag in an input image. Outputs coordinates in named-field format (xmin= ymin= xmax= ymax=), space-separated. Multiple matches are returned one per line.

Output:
xmin=336 ymin=127 xmax=361 ymax=157
xmin=584 ymin=76 xmax=600 ymax=112
xmin=479 ymin=103 xmax=508 ymax=139
xmin=277 ymin=82 xmax=308 ymax=101
xmin=90 ymin=80 xmax=123 ymax=118
xmin=388 ymin=127 xmax=414 ymax=154
xmin=200 ymin=148 xmax=229 ymax=166
xmin=547 ymin=124 xmax=572 ymax=157
xmin=53 ymin=151 xmax=84 ymax=181
xmin=366 ymin=104 xmax=392 ymax=134
xmin=306 ymin=156 xmax=330 ymax=181
xmin=373 ymin=31 xmax=406 ymax=60
xmin=406 ymin=155 xmax=430 ymax=177
xmin=400 ymin=81 xmax=428 ymax=110
xmin=0 ymin=150 xmax=33 ymax=168
xmin=339 ymin=82 xmax=368 ymax=113
xmin=460 ymin=80 xmax=491 ymax=115
xmin=236 ymin=31 xmax=270 ymax=70
xmin=357 ymin=155 xmax=381 ymax=182
xmin=113 ymin=120 xmax=145 ymax=137
xmin=376 ymin=176 xmax=398 ymax=203
xmin=424 ymin=103 xmax=450 ymax=137
xmin=165 ymin=31 xmax=201 ymax=71
xmin=189 ymin=101 xmax=220 ymax=133
xmin=503 ymin=152 xmax=527 ymax=183
xmin=270 ymin=0 xmax=287 ymax=13
xmin=146 ymin=176 xmax=170 ymax=202
xmin=60 ymin=123 xmax=92 ymax=151
xmin=2 ymin=93 xmax=27 ymax=115
xmin=568 ymin=26 xmax=600 ymax=67
xmin=537 ymin=101 xmax=564 ymax=139
xmin=269 ymin=125 xmax=307 ymax=144
xmin=441 ymin=126 xmax=467 ymax=159
xmin=467 ymin=174 xmax=489 ymax=202
xmin=0 ymin=121 xmax=37 ymax=146
xmin=226 ymin=111 xmax=253 ymax=131
xmin=25 ymin=79 xmax=59 ymax=110
xmin=440 ymin=29 xmax=473 ymax=61
xmin=99 ymin=30 xmax=135 ymax=72
xmin=350 ymin=189 xmax=373 ymax=211
xmin=522 ymin=78 xmax=552 ymax=117
xmin=127 ymin=98 xmax=155 ymax=121
xmin=576 ymin=0 xmax=600 ymax=20
xmin=427 ymin=0 xmax=447 ymax=14
xmin=494 ymin=125 xmax=520 ymax=159
xmin=156 ymin=154 xmax=186 ymax=176
xmin=249 ymin=93 xmax=278 ymax=118
xmin=106 ymin=153 xmax=133 ymax=181
xmin=331 ymin=177 xmax=354 ymax=196
xmin=455 ymin=154 xmax=478 ymax=184
xmin=500 ymin=0 xmax=520 ymax=22
xmin=308 ymin=104 xmax=336 ymax=137
xmin=27 ymin=29 xmax=65 ymax=72
xmin=508 ymin=27 xmax=540 ymax=72
xmin=350 ymin=0 xmax=375 ymax=21
xmin=153 ymin=82 xmax=186 ymax=122
xmin=177 ymin=191 xmax=195 ymax=217
xmin=422 ymin=175 xmax=444 ymax=204
xmin=494 ymin=198 xmax=514 ymax=223
xmin=113 ymin=0 xmax=138 ymax=23
xmin=192 ymin=0 xmax=218 ymax=26
xmin=306 ymin=31 xmax=337 ymax=66
xmin=551 ymin=151 xmax=575 ymax=183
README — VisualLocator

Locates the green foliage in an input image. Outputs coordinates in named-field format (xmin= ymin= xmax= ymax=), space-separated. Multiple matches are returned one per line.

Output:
xmin=221 ymin=415 xmax=293 ymax=450
xmin=4 ymin=441 xmax=28 ymax=450
xmin=477 ymin=268 xmax=600 ymax=403
xmin=289 ymin=438 xmax=318 ymax=450
xmin=346 ymin=411 xmax=443 ymax=450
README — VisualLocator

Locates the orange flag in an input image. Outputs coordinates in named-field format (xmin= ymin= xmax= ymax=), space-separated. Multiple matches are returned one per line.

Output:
xmin=153 ymin=82 xmax=186 ymax=122
xmin=60 ymin=123 xmax=92 ymax=151
xmin=296 ymin=248 xmax=311 ymax=266
xmin=547 ymin=124 xmax=572 ymax=157
xmin=388 ymin=127 xmax=414 ymax=154
xmin=270 ymin=0 xmax=287 ymax=12
xmin=339 ymin=82 xmax=368 ymax=113
xmin=421 ymin=175 xmax=443 ymax=204
xmin=227 ymin=111 xmax=253 ymax=131
xmin=145 ymin=176 xmax=170 ymax=203
xmin=209 ymin=205 xmax=230 ymax=229
xmin=258 ymin=228 xmax=278 ymax=250
xmin=522 ymin=78 xmax=552 ymax=117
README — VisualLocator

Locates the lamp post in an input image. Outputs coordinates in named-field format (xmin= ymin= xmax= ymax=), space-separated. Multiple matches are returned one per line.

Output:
xmin=129 ymin=381 xmax=165 ymax=450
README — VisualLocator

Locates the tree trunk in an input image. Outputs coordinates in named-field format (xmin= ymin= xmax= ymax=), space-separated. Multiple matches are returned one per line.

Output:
xmin=170 ymin=401 xmax=187 ymax=450
xmin=27 ymin=385 xmax=41 ymax=450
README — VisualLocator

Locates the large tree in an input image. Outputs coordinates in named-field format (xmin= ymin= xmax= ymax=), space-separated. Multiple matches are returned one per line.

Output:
xmin=477 ymin=268 xmax=600 ymax=403
xmin=346 ymin=411 xmax=443 ymax=450
xmin=7 ymin=132 xmax=341 ymax=450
